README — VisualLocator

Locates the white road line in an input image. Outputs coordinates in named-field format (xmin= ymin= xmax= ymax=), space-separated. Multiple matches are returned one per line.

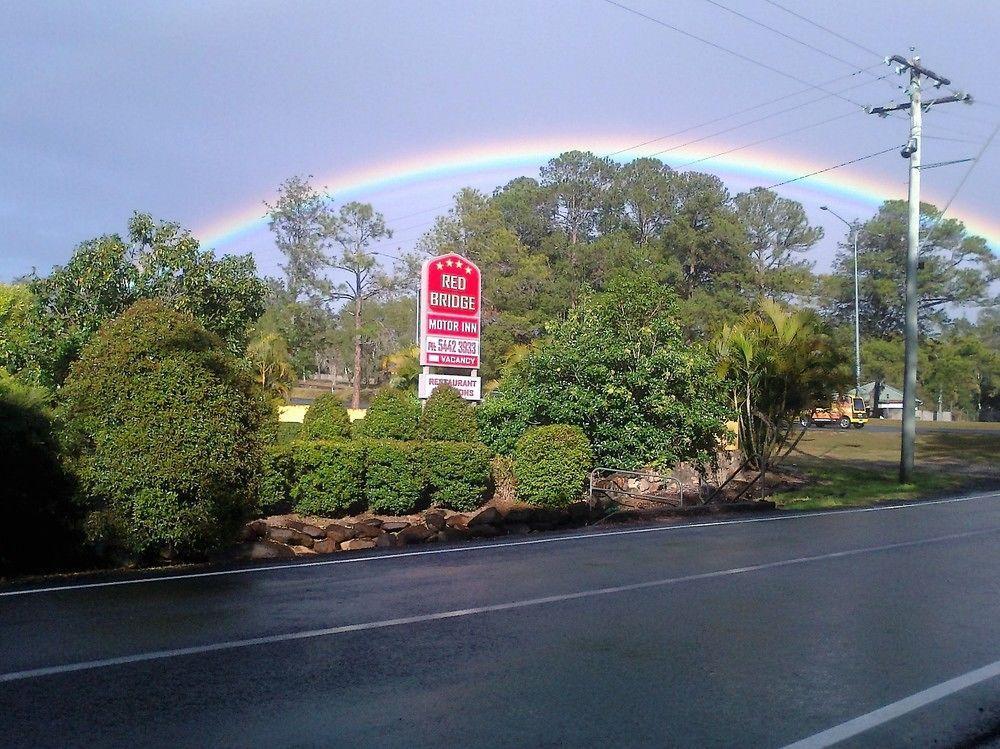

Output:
xmin=0 ymin=526 xmax=996 ymax=683
xmin=781 ymin=658 xmax=1000 ymax=748
xmin=2 ymin=490 xmax=998 ymax=598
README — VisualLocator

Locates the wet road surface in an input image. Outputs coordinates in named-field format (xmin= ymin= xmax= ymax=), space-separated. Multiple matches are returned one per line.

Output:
xmin=2 ymin=491 xmax=999 ymax=748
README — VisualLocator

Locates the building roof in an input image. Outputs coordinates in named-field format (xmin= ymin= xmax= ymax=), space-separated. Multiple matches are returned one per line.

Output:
xmin=853 ymin=381 xmax=920 ymax=405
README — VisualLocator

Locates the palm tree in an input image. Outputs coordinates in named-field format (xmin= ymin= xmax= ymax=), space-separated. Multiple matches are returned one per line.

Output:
xmin=246 ymin=331 xmax=296 ymax=399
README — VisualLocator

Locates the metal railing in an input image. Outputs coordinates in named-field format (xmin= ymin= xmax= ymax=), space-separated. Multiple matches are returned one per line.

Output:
xmin=589 ymin=467 xmax=683 ymax=506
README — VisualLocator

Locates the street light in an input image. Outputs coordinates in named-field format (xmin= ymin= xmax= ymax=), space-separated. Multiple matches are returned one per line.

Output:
xmin=821 ymin=206 xmax=861 ymax=391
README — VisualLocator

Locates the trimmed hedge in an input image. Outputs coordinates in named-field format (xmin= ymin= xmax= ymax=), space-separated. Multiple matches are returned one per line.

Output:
xmin=302 ymin=393 xmax=351 ymax=440
xmin=275 ymin=421 xmax=302 ymax=444
xmin=355 ymin=390 xmax=420 ymax=441
xmin=419 ymin=385 xmax=478 ymax=442
xmin=290 ymin=440 xmax=366 ymax=516
xmin=422 ymin=441 xmax=491 ymax=512
xmin=260 ymin=443 xmax=295 ymax=514
xmin=365 ymin=439 xmax=424 ymax=515
xmin=512 ymin=425 xmax=593 ymax=508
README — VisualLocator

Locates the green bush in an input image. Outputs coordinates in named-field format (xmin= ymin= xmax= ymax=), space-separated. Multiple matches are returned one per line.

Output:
xmin=274 ymin=421 xmax=302 ymax=444
xmin=512 ymin=425 xmax=593 ymax=508
xmin=260 ymin=443 xmax=296 ymax=514
xmin=0 ymin=371 xmax=77 ymax=575
xmin=58 ymin=300 xmax=269 ymax=559
xmin=290 ymin=440 xmax=366 ymax=516
xmin=355 ymin=390 xmax=420 ymax=441
xmin=302 ymin=393 xmax=351 ymax=440
xmin=422 ymin=441 xmax=491 ymax=512
xmin=419 ymin=385 xmax=478 ymax=441
xmin=365 ymin=439 xmax=425 ymax=515
xmin=476 ymin=389 xmax=529 ymax=455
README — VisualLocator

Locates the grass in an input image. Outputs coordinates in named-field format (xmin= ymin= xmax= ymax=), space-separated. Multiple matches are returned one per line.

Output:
xmin=774 ymin=425 xmax=1000 ymax=511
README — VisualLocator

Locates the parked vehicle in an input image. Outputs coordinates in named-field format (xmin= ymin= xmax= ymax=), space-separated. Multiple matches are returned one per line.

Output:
xmin=800 ymin=395 xmax=868 ymax=429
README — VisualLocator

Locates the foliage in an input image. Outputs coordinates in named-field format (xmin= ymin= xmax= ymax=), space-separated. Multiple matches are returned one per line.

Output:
xmin=512 ymin=425 xmax=593 ymax=508
xmin=355 ymin=389 xmax=421 ymax=440
xmin=421 ymin=441 xmax=491 ymax=512
xmin=246 ymin=310 xmax=296 ymax=398
xmin=290 ymin=440 xmax=366 ymax=516
xmin=275 ymin=421 xmax=303 ymax=443
xmin=58 ymin=300 xmax=269 ymax=559
xmin=476 ymin=389 xmax=531 ymax=455
xmin=260 ymin=443 xmax=296 ymax=515
xmin=0 ymin=284 xmax=34 ymax=375
xmin=716 ymin=300 xmax=848 ymax=470
xmin=302 ymin=393 xmax=352 ymax=440
xmin=381 ymin=346 xmax=421 ymax=391
xmin=364 ymin=439 xmax=424 ymax=515
xmin=822 ymin=200 xmax=998 ymax=337
xmin=0 ymin=371 xmax=77 ymax=575
xmin=29 ymin=212 xmax=265 ymax=385
xmin=498 ymin=272 xmax=731 ymax=468
xmin=419 ymin=385 xmax=478 ymax=441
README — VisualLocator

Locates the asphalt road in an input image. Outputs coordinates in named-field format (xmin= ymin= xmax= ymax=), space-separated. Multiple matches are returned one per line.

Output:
xmin=2 ymin=492 xmax=999 ymax=748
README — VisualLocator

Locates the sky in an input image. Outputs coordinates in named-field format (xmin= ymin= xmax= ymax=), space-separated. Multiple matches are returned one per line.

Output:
xmin=1 ymin=0 xmax=998 ymax=282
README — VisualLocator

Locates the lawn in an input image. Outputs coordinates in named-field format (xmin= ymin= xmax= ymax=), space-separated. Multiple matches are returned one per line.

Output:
xmin=775 ymin=423 xmax=1000 ymax=510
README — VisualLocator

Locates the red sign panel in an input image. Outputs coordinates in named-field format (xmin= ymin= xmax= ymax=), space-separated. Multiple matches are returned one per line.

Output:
xmin=420 ymin=253 xmax=481 ymax=368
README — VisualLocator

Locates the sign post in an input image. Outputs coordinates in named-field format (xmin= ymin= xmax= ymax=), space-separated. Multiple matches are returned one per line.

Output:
xmin=419 ymin=253 xmax=482 ymax=401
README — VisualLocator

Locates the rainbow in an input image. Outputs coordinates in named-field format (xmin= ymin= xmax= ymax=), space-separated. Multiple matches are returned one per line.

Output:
xmin=197 ymin=135 xmax=999 ymax=250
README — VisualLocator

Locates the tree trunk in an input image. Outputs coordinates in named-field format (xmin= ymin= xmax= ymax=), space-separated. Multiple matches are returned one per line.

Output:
xmin=352 ymin=294 xmax=363 ymax=410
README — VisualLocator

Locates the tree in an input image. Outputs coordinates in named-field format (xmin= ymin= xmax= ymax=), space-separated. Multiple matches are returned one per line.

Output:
xmin=733 ymin=188 xmax=821 ymax=300
xmin=265 ymin=175 xmax=331 ymax=300
xmin=491 ymin=176 xmax=553 ymax=248
xmin=498 ymin=271 xmax=731 ymax=468
xmin=822 ymin=200 xmax=998 ymax=338
xmin=716 ymin=301 xmax=848 ymax=471
xmin=28 ymin=212 xmax=265 ymax=385
xmin=0 ymin=283 xmax=34 ymax=375
xmin=58 ymin=300 xmax=270 ymax=559
xmin=539 ymin=150 xmax=615 ymax=246
xmin=246 ymin=312 xmax=296 ymax=399
xmin=607 ymin=157 xmax=675 ymax=245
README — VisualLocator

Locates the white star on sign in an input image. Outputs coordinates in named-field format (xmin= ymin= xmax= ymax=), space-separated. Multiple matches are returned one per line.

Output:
xmin=455 ymin=260 xmax=463 ymax=269
xmin=446 ymin=259 xmax=454 ymax=267
xmin=436 ymin=262 xmax=444 ymax=270
xmin=465 ymin=265 xmax=472 ymax=274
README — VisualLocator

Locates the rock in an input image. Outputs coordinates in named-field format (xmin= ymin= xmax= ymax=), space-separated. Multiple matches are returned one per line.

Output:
xmin=467 ymin=507 xmax=501 ymax=527
xmin=423 ymin=511 xmax=447 ymax=530
xmin=373 ymin=533 xmax=394 ymax=548
xmin=267 ymin=526 xmax=314 ymax=548
xmin=381 ymin=520 xmax=410 ymax=533
xmin=341 ymin=538 xmax=377 ymax=551
xmin=567 ymin=500 xmax=591 ymax=521
xmin=395 ymin=524 xmax=436 ymax=545
xmin=351 ymin=523 xmax=384 ymax=539
xmin=502 ymin=508 xmax=535 ymax=524
xmin=238 ymin=523 xmax=259 ymax=542
xmin=300 ymin=524 xmax=327 ymax=540
xmin=364 ymin=518 xmax=384 ymax=527
xmin=438 ymin=527 xmax=470 ymax=542
xmin=243 ymin=541 xmax=296 ymax=560
xmin=445 ymin=514 xmax=469 ymax=529
xmin=467 ymin=523 xmax=501 ymax=537
xmin=323 ymin=524 xmax=356 ymax=544
xmin=313 ymin=538 xmax=339 ymax=554
xmin=506 ymin=523 xmax=532 ymax=535
xmin=290 ymin=545 xmax=318 ymax=556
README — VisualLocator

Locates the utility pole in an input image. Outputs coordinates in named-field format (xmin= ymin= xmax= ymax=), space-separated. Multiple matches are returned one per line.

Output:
xmin=867 ymin=51 xmax=972 ymax=483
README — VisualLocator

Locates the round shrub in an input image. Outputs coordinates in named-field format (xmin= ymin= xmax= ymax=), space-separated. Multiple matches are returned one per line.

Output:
xmin=58 ymin=300 xmax=269 ymax=559
xmin=512 ymin=425 xmax=593 ymax=508
xmin=476 ymin=389 xmax=529 ymax=455
xmin=365 ymin=439 xmax=424 ymax=515
xmin=356 ymin=390 xmax=420 ymax=441
xmin=419 ymin=385 xmax=478 ymax=441
xmin=302 ymin=393 xmax=351 ymax=440
xmin=422 ymin=441 xmax=491 ymax=512
xmin=290 ymin=440 xmax=366 ymax=516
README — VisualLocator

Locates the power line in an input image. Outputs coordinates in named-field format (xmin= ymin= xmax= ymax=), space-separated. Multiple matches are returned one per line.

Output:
xmin=700 ymin=0 xmax=878 ymax=76
xmin=673 ymin=109 xmax=857 ymax=167
xmin=599 ymin=0 xmax=880 ymax=112
xmin=759 ymin=0 xmax=883 ymax=59
xmin=610 ymin=69 xmax=885 ymax=158
xmin=763 ymin=144 xmax=901 ymax=189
